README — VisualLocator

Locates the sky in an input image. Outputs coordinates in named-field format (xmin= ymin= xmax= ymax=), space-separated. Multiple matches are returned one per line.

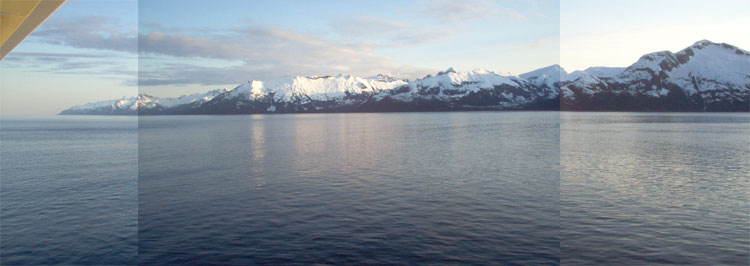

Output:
xmin=1 ymin=0 xmax=137 ymax=115
xmin=0 ymin=0 xmax=748 ymax=114
xmin=136 ymin=0 xmax=561 ymax=96
xmin=560 ymin=0 xmax=750 ymax=71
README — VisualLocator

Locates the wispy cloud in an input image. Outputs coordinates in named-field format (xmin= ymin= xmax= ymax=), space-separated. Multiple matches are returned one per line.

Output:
xmin=138 ymin=26 xmax=392 ymax=74
xmin=330 ymin=17 xmax=412 ymax=36
xmin=137 ymin=61 xmax=434 ymax=87
xmin=326 ymin=1 xmax=525 ymax=49
xmin=32 ymin=16 xmax=137 ymax=53
xmin=17 ymin=14 xmax=437 ymax=87
xmin=329 ymin=16 xmax=456 ymax=46
xmin=138 ymin=32 xmax=248 ymax=60
xmin=21 ymin=12 xmax=464 ymax=88
xmin=420 ymin=0 xmax=525 ymax=22
xmin=137 ymin=63 xmax=252 ymax=86
xmin=3 ymin=51 xmax=136 ymax=81
xmin=137 ymin=23 xmax=435 ymax=85
xmin=3 ymin=15 xmax=137 ymax=81
xmin=9 ymin=52 xmax=113 ymax=58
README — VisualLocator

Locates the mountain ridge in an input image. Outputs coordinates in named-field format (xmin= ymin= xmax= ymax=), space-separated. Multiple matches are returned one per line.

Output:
xmin=560 ymin=40 xmax=749 ymax=111
xmin=60 ymin=40 xmax=749 ymax=115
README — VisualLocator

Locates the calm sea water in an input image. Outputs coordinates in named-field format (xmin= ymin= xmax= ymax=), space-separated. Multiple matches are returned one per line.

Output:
xmin=0 ymin=116 xmax=137 ymax=265
xmin=2 ymin=112 xmax=747 ymax=265
xmin=561 ymin=112 xmax=750 ymax=265
xmin=138 ymin=112 xmax=561 ymax=265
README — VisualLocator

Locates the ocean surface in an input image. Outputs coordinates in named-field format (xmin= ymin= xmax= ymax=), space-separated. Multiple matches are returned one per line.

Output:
xmin=0 ymin=116 xmax=137 ymax=265
xmin=138 ymin=112 xmax=561 ymax=265
xmin=561 ymin=112 xmax=750 ymax=265
xmin=1 ymin=112 xmax=748 ymax=265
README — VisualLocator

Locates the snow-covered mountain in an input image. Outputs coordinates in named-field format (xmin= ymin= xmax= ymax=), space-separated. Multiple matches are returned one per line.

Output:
xmin=561 ymin=40 xmax=750 ymax=111
xmin=61 ymin=68 xmax=559 ymax=115
xmin=520 ymin=64 xmax=567 ymax=89
xmin=59 ymin=89 xmax=227 ymax=115
xmin=59 ymin=96 xmax=140 ymax=115
xmin=193 ymin=68 xmax=558 ymax=114
xmin=60 ymin=40 xmax=749 ymax=115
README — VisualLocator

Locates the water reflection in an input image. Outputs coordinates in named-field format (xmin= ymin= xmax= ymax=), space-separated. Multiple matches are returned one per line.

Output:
xmin=250 ymin=116 xmax=266 ymax=189
xmin=138 ymin=112 xmax=561 ymax=265
xmin=561 ymin=112 xmax=750 ymax=265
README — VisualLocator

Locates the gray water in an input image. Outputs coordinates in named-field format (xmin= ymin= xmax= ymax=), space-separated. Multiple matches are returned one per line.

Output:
xmin=0 ymin=116 xmax=137 ymax=265
xmin=138 ymin=112 xmax=561 ymax=265
xmin=1 ymin=112 xmax=748 ymax=265
xmin=561 ymin=112 xmax=750 ymax=265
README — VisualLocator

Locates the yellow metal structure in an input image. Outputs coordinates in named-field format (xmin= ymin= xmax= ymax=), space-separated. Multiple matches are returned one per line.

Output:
xmin=0 ymin=0 xmax=65 ymax=60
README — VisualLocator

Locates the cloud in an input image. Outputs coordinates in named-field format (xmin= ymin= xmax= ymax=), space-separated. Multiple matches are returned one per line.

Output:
xmin=2 ymin=16 xmax=137 ymax=83
xmin=9 ymin=52 xmax=113 ymax=58
xmin=138 ymin=32 xmax=249 ymax=60
xmin=138 ymin=58 xmax=434 ymax=87
xmin=137 ymin=24 xmax=436 ymax=85
xmin=139 ymin=25 xmax=389 ymax=64
xmin=420 ymin=0 xmax=525 ymax=22
xmin=331 ymin=17 xmax=412 ymax=36
xmin=329 ymin=16 xmax=456 ymax=46
xmin=31 ymin=16 xmax=137 ymax=53
xmin=26 ymin=15 xmax=440 ymax=87
xmin=137 ymin=63 xmax=252 ymax=86
xmin=3 ymin=51 xmax=136 ymax=80
xmin=326 ymin=1 xmax=524 ymax=49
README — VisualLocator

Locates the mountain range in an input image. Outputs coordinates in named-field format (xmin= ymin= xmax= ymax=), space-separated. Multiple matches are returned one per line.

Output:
xmin=60 ymin=40 xmax=749 ymax=115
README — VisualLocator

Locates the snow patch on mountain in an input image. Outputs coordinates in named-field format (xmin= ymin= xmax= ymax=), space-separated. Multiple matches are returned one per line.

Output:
xmin=580 ymin=67 xmax=625 ymax=78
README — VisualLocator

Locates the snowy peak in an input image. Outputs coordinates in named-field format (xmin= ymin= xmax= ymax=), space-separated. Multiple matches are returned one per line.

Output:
xmin=687 ymin=39 xmax=747 ymax=53
xmin=368 ymin=73 xmax=399 ymax=82
xmin=665 ymin=40 xmax=750 ymax=97
xmin=520 ymin=64 xmax=568 ymax=88
xmin=691 ymin=39 xmax=714 ymax=48
xmin=621 ymin=40 xmax=749 ymax=79
xmin=520 ymin=64 xmax=567 ymax=79
xmin=227 ymin=81 xmax=264 ymax=99
xmin=415 ymin=68 xmax=518 ymax=91
xmin=675 ymin=39 xmax=750 ymax=68
xmin=436 ymin=67 xmax=457 ymax=76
